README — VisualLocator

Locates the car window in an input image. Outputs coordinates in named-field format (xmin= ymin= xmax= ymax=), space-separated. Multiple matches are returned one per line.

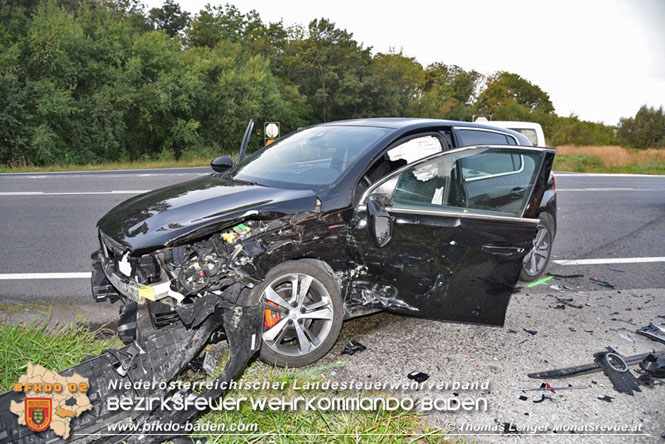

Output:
xmin=457 ymin=129 xmax=513 ymax=146
xmin=232 ymin=126 xmax=389 ymax=187
xmin=392 ymin=147 xmax=543 ymax=217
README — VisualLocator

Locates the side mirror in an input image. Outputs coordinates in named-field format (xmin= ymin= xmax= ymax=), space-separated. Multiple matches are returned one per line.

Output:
xmin=210 ymin=155 xmax=233 ymax=173
xmin=367 ymin=197 xmax=392 ymax=248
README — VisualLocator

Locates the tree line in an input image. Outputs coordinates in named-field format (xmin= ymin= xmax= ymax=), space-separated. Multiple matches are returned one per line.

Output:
xmin=0 ymin=0 xmax=660 ymax=166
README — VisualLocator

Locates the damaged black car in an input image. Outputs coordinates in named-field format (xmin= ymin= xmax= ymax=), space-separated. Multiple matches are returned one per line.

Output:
xmin=92 ymin=118 xmax=557 ymax=368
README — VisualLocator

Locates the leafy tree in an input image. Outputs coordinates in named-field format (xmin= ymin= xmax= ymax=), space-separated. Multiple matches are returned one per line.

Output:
xmin=410 ymin=63 xmax=480 ymax=120
xmin=475 ymin=71 xmax=554 ymax=119
xmin=367 ymin=50 xmax=424 ymax=117
xmin=617 ymin=105 xmax=665 ymax=148
xmin=278 ymin=18 xmax=373 ymax=122
xmin=148 ymin=0 xmax=190 ymax=38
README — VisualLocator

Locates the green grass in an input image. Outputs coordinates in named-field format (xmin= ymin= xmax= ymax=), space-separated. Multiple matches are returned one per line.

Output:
xmin=0 ymin=157 xmax=213 ymax=173
xmin=1 ymin=321 xmax=461 ymax=443
xmin=0 ymin=318 xmax=121 ymax=391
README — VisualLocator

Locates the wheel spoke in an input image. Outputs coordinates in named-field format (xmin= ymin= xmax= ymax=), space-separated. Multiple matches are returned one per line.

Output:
xmin=294 ymin=322 xmax=312 ymax=354
xmin=262 ymin=317 xmax=289 ymax=342
xmin=535 ymin=228 xmax=546 ymax=244
xmin=530 ymin=251 xmax=538 ymax=273
xmin=297 ymin=275 xmax=313 ymax=306
xmin=304 ymin=300 xmax=328 ymax=311
xmin=264 ymin=286 xmax=291 ymax=310
xmin=300 ymin=306 xmax=333 ymax=320
xmin=289 ymin=275 xmax=298 ymax=303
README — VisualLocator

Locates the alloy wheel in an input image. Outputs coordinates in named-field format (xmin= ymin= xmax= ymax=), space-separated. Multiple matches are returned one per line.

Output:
xmin=261 ymin=273 xmax=334 ymax=357
xmin=523 ymin=223 xmax=552 ymax=277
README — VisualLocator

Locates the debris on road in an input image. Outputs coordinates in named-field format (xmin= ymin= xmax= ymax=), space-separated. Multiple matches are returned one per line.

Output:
xmin=518 ymin=384 xmax=586 ymax=392
xmin=533 ymin=394 xmax=552 ymax=403
xmin=608 ymin=267 xmax=625 ymax=273
xmin=407 ymin=371 xmax=430 ymax=383
xmin=547 ymin=272 xmax=584 ymax=278
xmin=618 ymin=332 xmax=634 ymax=343
xmin=595 ymin=349 xmax=641 ymax=395
xmin=519 ymin=395 xmax=528 ymax=401
xmin=528 ymin=349 xmax=665 ymax=379
xmin=523 ymin=328 xmax=538 ymax=335
xmin=636 ymin=323 xmax=665 ymax=344
xmin=639 ymin=353 xmax=665 ymax=378
xmin=555 ymin=296 xmax=583 ymax=309
xmin=341 ymin=339 xmax=367 ymax=356
xmin=549 ymin=284 xmax=563 ymax=291
xmin=590 ymin=276 xmax=615 ymax=289
xmin=597 ymin=395 xmax=614 ymax=402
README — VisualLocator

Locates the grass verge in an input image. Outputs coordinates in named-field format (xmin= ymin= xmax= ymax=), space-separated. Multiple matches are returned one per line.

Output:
xmin=553 ymin=145 xmax=665 ymax=175
xmin=1 ymin=322 xmax=458 ymax=443
xmin=0 ymin=157 xmax=212 ymax=173
xmin=0 ymin=318 xmax=122 ymax=391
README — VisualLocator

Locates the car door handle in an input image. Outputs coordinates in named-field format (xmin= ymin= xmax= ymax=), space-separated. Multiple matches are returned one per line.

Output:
xmin=510 ymin=187 xmax=526 ymax=198
xmin=481 ymin=245 xmax=526 ymax=257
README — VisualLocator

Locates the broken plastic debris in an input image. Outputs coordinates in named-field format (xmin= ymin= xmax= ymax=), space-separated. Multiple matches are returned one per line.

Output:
xmin=507 ymin=329 xmax=518 ymax=334
xmin=618 ymin=332 xmax=634 ymax=343
xmin=519 ymin=395 xmax=528 ymax=401
xmin=555 ymin=296 xmax=583 ymax=309
xmin=569 ymin=327 xmax=577 ymax=332
xmin=636 ymin=323 xmax=665 ymax=345
xmin=523 ymin=328 xmax=538 ymax=335
xmin=590 ymin=276 xmax=615 ymax=289
xmin=549 ymin=284 xmax=563 ymax=291
xmin=594 ymin=349 xmax=641 ymax=396
xmin=407 ymin=371 xmax=430 ymax=383
xmin=528 ymin=350 xmax=665 ymax=379
xmin=533 ymin=394 xmax=552 ymax=403
xmin=341 ymin=339 xmax=366 ymax=356
xmin=597 ymin=395 xmax=613 ymax=402
xmin=639 ymin=354 xmax=665 ymax=378
xmin=547 ymin=272 xmax=584 ymax=278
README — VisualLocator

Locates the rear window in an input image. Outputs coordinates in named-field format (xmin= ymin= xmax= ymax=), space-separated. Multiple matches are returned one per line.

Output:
xmin=457 ymin=129 xmax=513 ymax=146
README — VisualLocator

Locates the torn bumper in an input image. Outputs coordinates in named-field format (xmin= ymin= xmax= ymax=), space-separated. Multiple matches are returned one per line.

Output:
xmin=0 ymin=296 xmax=263 ymax=444
xmin=92 ymin=251 xmax=178 ymax=304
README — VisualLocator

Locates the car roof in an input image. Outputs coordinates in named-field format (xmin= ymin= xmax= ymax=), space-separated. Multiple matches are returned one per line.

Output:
xmin=320 ymin=117 xmax=531 ymax=145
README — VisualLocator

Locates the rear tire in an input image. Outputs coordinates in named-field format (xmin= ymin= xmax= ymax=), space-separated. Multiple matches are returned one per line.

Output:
xmin=258 ymin=261 xmax=343 ymax=367
xmin=519 ymin=212 xmax=554 ymax=282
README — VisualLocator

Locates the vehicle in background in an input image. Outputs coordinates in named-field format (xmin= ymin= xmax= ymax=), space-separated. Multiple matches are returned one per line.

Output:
xmin=475 ymin=119 xmax=546 ymax=147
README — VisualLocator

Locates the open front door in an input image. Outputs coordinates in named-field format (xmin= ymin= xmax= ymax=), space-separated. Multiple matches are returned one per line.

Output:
xmin=348 ymin=145 xmax=554 ymax=326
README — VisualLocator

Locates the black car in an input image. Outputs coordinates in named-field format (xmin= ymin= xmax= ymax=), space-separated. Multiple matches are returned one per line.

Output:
xmin=92 ymin=118 xmax=556 ymax=367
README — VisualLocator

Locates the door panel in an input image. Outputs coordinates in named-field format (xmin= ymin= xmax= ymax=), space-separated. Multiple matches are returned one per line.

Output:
xmin=347 ymin=145 xmax=553 ymax=326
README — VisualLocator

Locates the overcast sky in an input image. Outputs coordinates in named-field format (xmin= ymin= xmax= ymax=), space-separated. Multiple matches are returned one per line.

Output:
xmin=148 ymin=0 xmax=665 ymax=125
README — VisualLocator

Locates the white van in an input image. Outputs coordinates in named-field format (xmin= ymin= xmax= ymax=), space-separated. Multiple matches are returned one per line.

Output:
xmin=475 ymin=119 xmax=546 ymax=146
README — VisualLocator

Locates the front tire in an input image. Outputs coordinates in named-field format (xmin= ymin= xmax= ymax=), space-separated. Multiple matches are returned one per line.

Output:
xmin=520 ymin=212 xmax=555 ymax=282
xmin=258 ymin=261 xmax=343 ymax=367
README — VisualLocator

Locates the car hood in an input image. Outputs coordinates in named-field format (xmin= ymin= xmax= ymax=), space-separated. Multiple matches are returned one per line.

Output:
xmin=97 ymin=175 xmax=318 ymax=254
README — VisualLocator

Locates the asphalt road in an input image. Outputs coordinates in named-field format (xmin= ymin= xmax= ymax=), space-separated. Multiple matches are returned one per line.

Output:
xmin=0 ymin=168 xmax=664 ymax=322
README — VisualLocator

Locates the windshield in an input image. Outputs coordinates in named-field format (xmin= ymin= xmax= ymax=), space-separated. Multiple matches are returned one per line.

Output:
xmin=231 ymin=126 xmax=389 ymax=188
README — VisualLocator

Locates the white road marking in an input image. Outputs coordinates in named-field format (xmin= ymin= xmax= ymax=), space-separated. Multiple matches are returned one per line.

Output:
xmin=2 ymin=256 xmax=665 ymax=280
xmin=0 ymin=272 xmax=92 ymax=280
xmin=0 ymin=190 xmax=149 ymax=196
xmin=557 ymin=188 xmax=663 ymax=191
xmin=554 ymin=172 xmax=665 ymax=178
xmin=554 ymin=257 xmax=665 ymax=266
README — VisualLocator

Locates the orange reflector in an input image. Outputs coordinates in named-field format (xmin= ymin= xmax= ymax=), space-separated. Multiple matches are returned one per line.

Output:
xmin=264 ymin=301 xmax=281 ymax=329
